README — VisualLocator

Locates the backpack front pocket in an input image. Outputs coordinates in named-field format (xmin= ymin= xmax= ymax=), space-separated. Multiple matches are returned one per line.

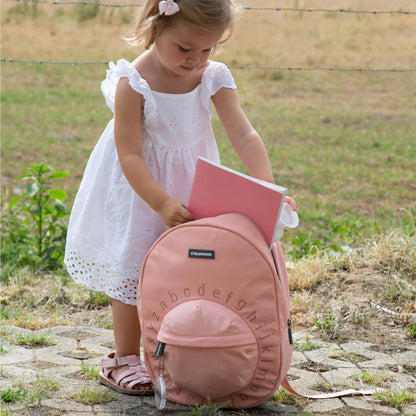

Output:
xmin=157 ymin=299 xmax=259 ymax=399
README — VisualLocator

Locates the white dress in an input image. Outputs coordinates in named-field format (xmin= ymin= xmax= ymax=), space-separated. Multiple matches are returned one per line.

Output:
xmin=64 ymin=58 xmax=237 ymax=305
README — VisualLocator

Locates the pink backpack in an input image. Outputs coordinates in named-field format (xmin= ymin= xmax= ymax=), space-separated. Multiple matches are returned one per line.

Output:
xmin=138 ymin=213 xmax=380 ymax=408
xmin=138 ymin=213 xmax=292 ymax=408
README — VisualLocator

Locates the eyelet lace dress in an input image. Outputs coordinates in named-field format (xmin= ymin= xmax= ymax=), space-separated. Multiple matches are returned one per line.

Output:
xmin=64 ymin=58 xmax=237 ymax=305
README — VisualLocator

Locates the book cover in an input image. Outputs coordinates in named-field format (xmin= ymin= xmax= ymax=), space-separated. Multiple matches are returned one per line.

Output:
xmin=188 ymin=157 xmax=287 ymax=247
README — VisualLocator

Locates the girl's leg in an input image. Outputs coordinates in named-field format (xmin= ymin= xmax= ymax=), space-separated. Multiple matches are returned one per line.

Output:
xmin=109 ymin=298 xmax=152 ymax=391
xmin=112 ymin=298 xmax=141 ymax=357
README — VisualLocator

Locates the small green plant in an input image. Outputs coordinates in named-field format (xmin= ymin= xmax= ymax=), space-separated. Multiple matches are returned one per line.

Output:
xmin=0 ymin=387 xmax=25 ymax=403
xmin=0 ymin=376 xmax=59 ymax=406
xmin=68 ymin=384 xmax=116 ymax=405
xmin=313 ymin=314 xmax=344 ymax=341
xmin=287 ymin=231 xmax=322 ymax=259
xmin=0 ymin=406 xmax=12 ymax=416
xmin=7 ymin=331 xmax=55 ymax=348
xmin=0 ymin=307 xmax=11 ymax=320
xmin=80 ymin=361 xmax=99 ymax=379
xmin=406 ymin=323 xmax=416 ymax=339
xmin=1 ymin=164 xmax=70 ymax=279
xmin=310 ymin=380 xmax=336 ymax=392
xmin=30 ymin=376 xmax=59 ymax=402
xmin=375 ymin=388 xmax=416 ymax=409
xmin=295 ymin=336 xmax=322 ymax=351
xmin=287 ymin=218 xmax=359 ymax=259
xmin=88 ymin=290 xmax=110 ymax=307
xmin=273 ymin=387 xmax=308 ymax=407
xmin=313 ymin=314 xmax=334 ymax=332
xmin=351 ymin=370 xmax=394 ymax=385
xmin=180 ymin=398 xmax=229 ymax=416
xmin=0 ymin=328 xmax=11 ymax=338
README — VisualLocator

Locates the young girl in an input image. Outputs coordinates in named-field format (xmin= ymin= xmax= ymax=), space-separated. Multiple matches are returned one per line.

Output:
xmin=65 ymin=0 xmax=296 ymax=395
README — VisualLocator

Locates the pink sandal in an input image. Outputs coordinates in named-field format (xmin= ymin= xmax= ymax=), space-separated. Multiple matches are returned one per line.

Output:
xmin=98 ymin=353 xmax=154 ymax=396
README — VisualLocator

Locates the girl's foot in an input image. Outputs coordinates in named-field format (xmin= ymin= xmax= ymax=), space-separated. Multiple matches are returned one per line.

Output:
xmin=98 ymin=353 xmax=154 ymax=395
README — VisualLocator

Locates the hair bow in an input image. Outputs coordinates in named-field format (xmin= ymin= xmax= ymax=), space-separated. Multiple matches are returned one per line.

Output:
xmin=159 ymin=0 xmax=180 ymax=16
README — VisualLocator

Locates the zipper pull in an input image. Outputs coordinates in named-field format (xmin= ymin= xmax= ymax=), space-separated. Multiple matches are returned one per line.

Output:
xmin=155 ymin=375 xmax=166 ymax=409
xmin=155 ymin=341 xmax=165 ymax=357
xmin=155 ymin=342 xmax=167 ymax=409
xmin=288 ymin=319 xmax=293 ymax=345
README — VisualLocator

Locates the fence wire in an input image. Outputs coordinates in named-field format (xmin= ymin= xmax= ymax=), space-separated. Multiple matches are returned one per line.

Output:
xmin=3 ymin=0 xmax=416 ymax=14
xmin=3 ymin=0 xmax=416 ymax=72
xmin=2 ymin=58 xmax=416 ymax=73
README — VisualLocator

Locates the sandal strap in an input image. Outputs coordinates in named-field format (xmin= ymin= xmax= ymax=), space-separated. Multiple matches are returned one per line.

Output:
xmin=121 ymin=372 xmax=151 ymax=389
xmin=115 ymin=367 xmax=152 ymax=390
xmin=134 ymin=366 xmax=151 ymax=382
xmin=114 ymin=368 xmax=135 ymax=386
xmin=101 ymin=353 xmax=140 ymax=370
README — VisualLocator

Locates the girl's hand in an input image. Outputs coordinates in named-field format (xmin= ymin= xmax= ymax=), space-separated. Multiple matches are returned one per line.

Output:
xmin=284 ymin=196 xmax=297 ymax=212
xmin=158 ymin=198 xmax=196 ymax=228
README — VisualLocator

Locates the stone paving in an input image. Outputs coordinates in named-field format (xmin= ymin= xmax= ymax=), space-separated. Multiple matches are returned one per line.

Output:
xmin=1 ymin=325 xmax=415 ymax=415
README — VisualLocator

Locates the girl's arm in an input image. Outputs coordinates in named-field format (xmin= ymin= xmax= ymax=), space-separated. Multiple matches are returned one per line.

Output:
xmin=212 ymin=87 xmax=297 ymax=210
xmin=212 ymin=87 xmax=274 ymax=182
xmin=114 ymin=78 xmax=195 ymax=227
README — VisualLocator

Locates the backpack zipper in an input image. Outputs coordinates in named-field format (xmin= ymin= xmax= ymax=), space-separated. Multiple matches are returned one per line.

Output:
xmin=288 ymin=319 xmax=293 ymax=345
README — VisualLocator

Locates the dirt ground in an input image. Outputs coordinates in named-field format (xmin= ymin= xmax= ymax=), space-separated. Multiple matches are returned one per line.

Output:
xmin=291 ymin=266 xmax=415 ymax=347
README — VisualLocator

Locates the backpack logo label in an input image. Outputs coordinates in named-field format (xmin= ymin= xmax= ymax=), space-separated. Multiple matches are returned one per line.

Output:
xmin=188 ymin=249 xmax=215 ymax=259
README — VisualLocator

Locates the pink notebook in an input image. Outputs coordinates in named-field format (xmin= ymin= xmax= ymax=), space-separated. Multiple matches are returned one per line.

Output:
xmin=188 ymin=157 xmax=287 ymax=248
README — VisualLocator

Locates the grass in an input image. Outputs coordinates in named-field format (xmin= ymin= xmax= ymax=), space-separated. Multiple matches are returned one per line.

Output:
xmin=0 ymin=10 xmax=415 ymax=416
xmin=273 ymin=387 xmax=308 ymax=407
xmin=310 ymin=380 xmax=336 ymax=393
xmin=0 ymin=327 xmax=56 ymax=348
xmin=80 ymin=361 xmax=100 ymax=379
xmin=0 ymin=376 xmax=59 ymax=406
xmin=294 ymin=336 xmax=323 ymax=352
xmin=2 ymin=0 xmax=415 ymax=255
xmin=0 ymin=271 xmax=113 ymax=329
xmin=0 ymin=229 xmax=412 ymax=332
xmin=374 ymin=388 xmax=416 ymax=410
xmin=67 ymin=384 xmax=116 ymax=405
xmin=350 ymin=370 xmax=395 ymax=386
xmin=179 ymin=399 xmax=230 ymax=416
xmin=329 ymin=350 xmax=371 ymax=364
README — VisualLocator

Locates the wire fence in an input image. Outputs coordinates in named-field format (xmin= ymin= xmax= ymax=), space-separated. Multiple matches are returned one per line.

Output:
xmin=4 ymin=0 xmax=416 ymax=14
xmin=2 ymin=0 xmax=416 ymax=72
xmin=2 ymin=58 xmax=416 ymax=73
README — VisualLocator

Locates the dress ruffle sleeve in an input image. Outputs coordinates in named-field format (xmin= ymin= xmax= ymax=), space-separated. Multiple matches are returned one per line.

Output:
xmin=200 ymin=61 xmax=237 ymax=115
xmin=100 ymin=59 xmax=157 ymax=126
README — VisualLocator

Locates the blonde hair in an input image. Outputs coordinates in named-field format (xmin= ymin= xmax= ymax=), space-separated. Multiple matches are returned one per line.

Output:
xmin=127 ymin=0 xmax=237 ymax=49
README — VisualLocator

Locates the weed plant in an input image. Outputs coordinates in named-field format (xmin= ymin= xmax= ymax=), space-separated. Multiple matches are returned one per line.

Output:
xmin=0 ymin=376 xmax=59 ymax=407
xmin=407 ymin=323 xmax=416 ymax=339
xmin=180 ymin=398 xmax=229 ymax=416
xmin=1 ymin=387 xmax=25 ymax=404
xmin=1 ymin=164 xmax=70 ymax=281
xmin=351 ymin=370 xmax=394 ymax=386
xmin=68 ymin=384 xmax=116 ymax=405
xmin=310 ymin=380 xmax=336 ymax=393
xmin=80 ymin=361 xmax=100 ymax=379
xmin=295 ymin=336 xmax=322 ymax=352
xmin=0 ymin=328 xmax=56 ymax=348
xmin=374 ymin=388 xmax=416 ymax=410
xmin=273 ymin=387 xmax=307 ymax=406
